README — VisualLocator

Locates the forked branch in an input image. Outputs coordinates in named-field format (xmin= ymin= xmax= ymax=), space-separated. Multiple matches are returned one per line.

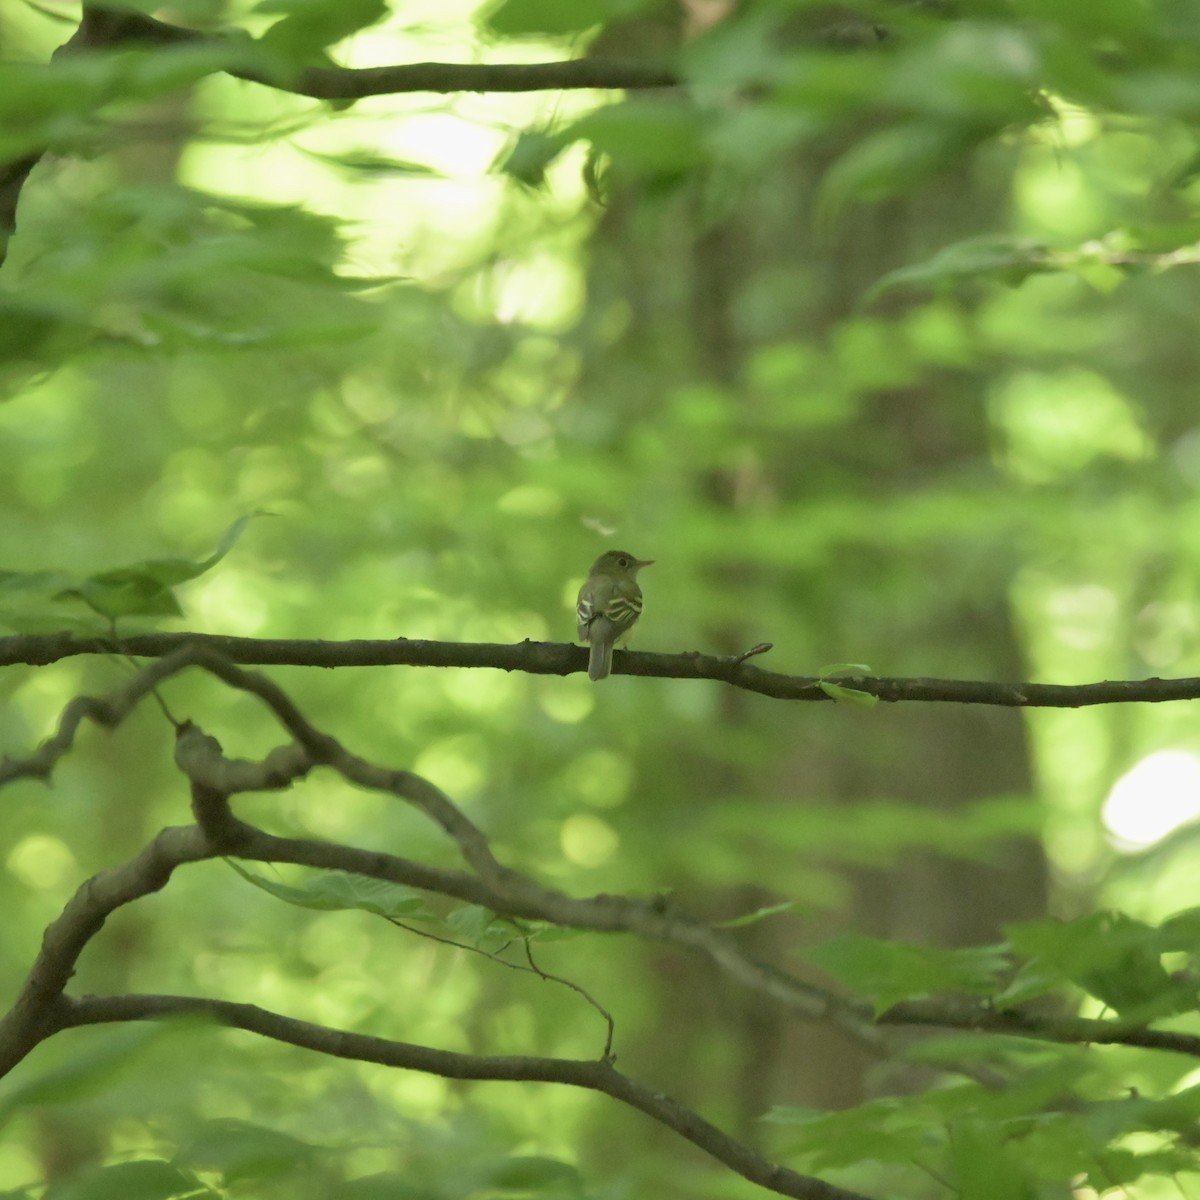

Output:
xmin=3 ymin=647 xmax=1199 ymax=1200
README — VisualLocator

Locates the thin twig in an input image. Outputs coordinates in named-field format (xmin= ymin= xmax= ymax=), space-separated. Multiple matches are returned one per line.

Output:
xmin=385 ymin=916 xmax=616 ymax=1059
xmin=522 ymin=938 xmax=616 ymax=1062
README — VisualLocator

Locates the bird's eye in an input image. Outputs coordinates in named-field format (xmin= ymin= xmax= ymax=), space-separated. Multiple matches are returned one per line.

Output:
xmin=618 ymin=557 xmax=628 ymax=567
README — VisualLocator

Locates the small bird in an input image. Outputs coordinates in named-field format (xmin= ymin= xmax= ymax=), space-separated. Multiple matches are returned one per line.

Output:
xmin=576 ymin=550 xmax=653 ymax=681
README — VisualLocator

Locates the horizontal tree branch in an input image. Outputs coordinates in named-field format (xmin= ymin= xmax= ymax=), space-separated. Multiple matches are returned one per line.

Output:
xmin=0 ymin=3 xmax=676 ymax=268
xmin=60 ymin=991 xmax=869 ymax=1200
xmin=77 ymin=6 xmax=681 ymax=97
xmin=881 ymin=998 xmax=1200 ymax=1058
xmin=3 ymin=630 xmax=1199 ymax=708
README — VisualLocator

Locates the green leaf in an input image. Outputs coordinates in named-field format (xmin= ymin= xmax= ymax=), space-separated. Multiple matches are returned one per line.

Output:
xmin=882 ymin=22 xmax=1042 ymax=126
xmin=1010 ymin=0 xmax=1150 ymax=39
xmin=173 ymin=1119 xmax=317 ymax=1184
xmin=0 ymin=1026 xmax=165 ymax=1125
xmin=0 ymin=48 xmax=244 ymax=160
xmin=227 ymin=862 xmax=435 ymax=921
xmin=56 ymin=573 xmax=184 ymax=621
xmin=497 ymin=130 xmax=568 ymax=189
xmin=0 ymin=570 xmax=97 ymax=634
xmin=805 ymin=934 xmax=1010 ymax=1014
xmin=991 ymin=963 xmax=1065 ymax=1009
xmin=485 ymin=0 xmax=610 ymax=37
xmin=762 ymin=1097 xmax=932 ymax=1168
xmin=1156 ymin=906 xmax=1200 ymax=951
xmin=296 ymin=146 xmax=443 ymax=178
xmin=565 ymin=101 xmax=709 ymax=177
xmin=443 ymin=905 xmax=527 ymax=949
xmin=818 ymin=680 xmax=879 ymax=707
xmin=340 ymin=1174 xmax=437 ymax=1200
xmin=717 ymin=899 xmax=805 ymax=929
xmin=817 ymin=123 xmax=969 ymax=216
xmin=948 ymin=1119 xmax=1032 ymax=1200
xmin=681 ymin=9 xmax=788 ymax=92
xmin=203 ymin=510 xmax=267 ymax=572
xmin=53 ymin=512 xmax=264 ymax=620
xmin=1005 ymin=911 xmax=1187 ymax=1016
xmin=485 ymin=1155 xmax=583 ymax=1194
xmin=45 ymin=1160 xmax=206 ymax=1200
xmin=445 ymin=904 xmax=504 ymax=944
xmin=816 ymin=662 xmax=874 ymax=677
xmin=868 ymin=235 xmax=1054 ymax=300
xmin=256 ymin=0 xmax=387 ymax=70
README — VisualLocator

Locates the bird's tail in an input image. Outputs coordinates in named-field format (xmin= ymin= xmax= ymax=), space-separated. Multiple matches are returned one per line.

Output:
xmin=588 ymin=634 xmax=614 ymax=681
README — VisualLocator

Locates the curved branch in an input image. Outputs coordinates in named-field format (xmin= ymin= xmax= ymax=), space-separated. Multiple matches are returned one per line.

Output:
xmin=0 ymin=644 xmax=203 ymax=785
xmin=4 ymin=630 xmax=1200 ymax=708
xmin=0 ymin=647 xmax=871 ymax=1041
xmin=0 ymin=824 xmax=212 ymax=1076
xmin=5 ymin=646 xmax=1200 ymax=1070
xmin=61 ymin=991 xmax=870 ymax=1200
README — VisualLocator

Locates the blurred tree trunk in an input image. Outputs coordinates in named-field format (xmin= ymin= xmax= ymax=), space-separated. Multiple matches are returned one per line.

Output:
xmin=28 ymin=86 xmax=196 ymax=1185
xmin=579 ymin=7 xmax=1048 ymax=1153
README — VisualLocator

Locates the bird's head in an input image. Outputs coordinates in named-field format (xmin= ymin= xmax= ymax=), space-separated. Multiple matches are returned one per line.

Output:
xmin=590 ymin=550 xmax=654 ymax=578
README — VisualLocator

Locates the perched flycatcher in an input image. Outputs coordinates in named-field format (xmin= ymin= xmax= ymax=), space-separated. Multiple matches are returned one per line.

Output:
xmin=576 ymin=550 xmax=653 ymax=681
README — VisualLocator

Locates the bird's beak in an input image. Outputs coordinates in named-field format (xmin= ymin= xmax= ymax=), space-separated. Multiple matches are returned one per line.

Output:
xmin=637 ymin=558 xmax=655 ymax=568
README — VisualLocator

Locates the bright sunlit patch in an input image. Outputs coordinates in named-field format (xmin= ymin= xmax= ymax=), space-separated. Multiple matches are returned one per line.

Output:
xmin=190 ymin=571 xmax=271 ymax=634
xmin=538 ymin=680 xmax=594 ymax=724
xmin=991 ymin=368 xmax=1154 ymax=483
xmin=560 ymin=814 xmax=619 ymax=868
xmin=412 ymin=735 xmax=488 ymax=799
xmin=0 ymin=1141 xmax=40 ymax=1192
xmin=497 ymin=485 xmax=563 ymax=518
xmin=7 ymin=834 xmax=78 ymax=890
xmin=1044 ymin=583 xmax=1119 ymax=652
xmin=1036 ymin=95 xmax=1100 ymax=147
xmin=558 ymin=749 xmax=633 ymax=809
xmin=1102 ymin=750 xmax=1200 ymax=850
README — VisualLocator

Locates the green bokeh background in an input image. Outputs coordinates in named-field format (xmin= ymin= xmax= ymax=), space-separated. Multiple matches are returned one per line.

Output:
xmin=4 ymin=2 xmax=1200 ymax=1197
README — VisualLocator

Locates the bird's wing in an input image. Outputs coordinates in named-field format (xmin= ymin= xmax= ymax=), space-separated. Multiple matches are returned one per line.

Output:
xmin=578 ymin=577 xmax=642 ymax=641
xmin=602 ymin=583 xmax=642 ymax=629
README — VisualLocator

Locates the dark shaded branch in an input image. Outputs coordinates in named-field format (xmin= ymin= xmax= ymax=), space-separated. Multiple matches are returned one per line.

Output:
xmin=881 ymin=999 xmax=1200 ymax=1058
xmin=0 ymin=825 xmax=212 ymax=1076
xmin=252 ymin=56 xmax=677 ymax=98
xmin=0 ymin=644 xmax=210 ymax=785
xmin=167 ymin=653 xmax=520 ymax=886
xmin=3 ymin=630 xmax=1200 ymax=708
xmin=61 ymin=991 xmax=870 ymax=1200
xmin=77 ymin=6 xmax=680 ymax=97
xmin=0 ymin=153 xmax=41 ymax=260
